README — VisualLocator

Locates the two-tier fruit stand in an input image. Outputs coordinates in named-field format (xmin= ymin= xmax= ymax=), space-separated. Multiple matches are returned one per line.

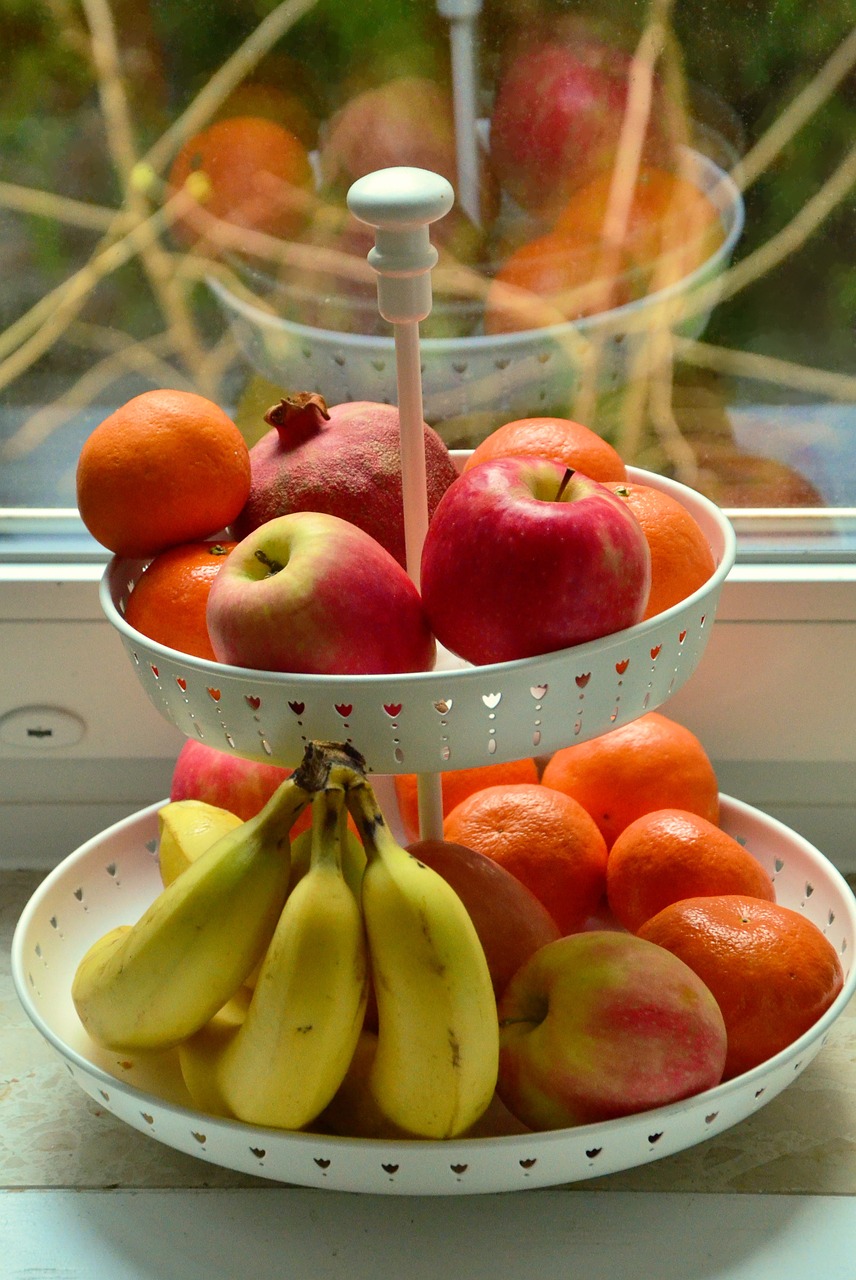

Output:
xmin=12 ymin=168 xmax=856 ymax=1197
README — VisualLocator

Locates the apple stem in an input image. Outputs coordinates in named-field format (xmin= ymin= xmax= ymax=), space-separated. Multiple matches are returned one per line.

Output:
xmin=254 ymin=548 xmax=285 ymax=576
xmin=556 ymin=467 xmax=575 ymax=502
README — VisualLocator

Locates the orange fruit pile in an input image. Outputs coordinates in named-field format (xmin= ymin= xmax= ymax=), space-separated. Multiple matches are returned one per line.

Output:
xmin=553 ymin=166 xmax=725 ymax=289
xmin=168 ymin=115 xmax=314 ymax=248
xmin=606 ymin=808 xmax=776 ymax=934
xmin=484 ymin=165 xmax=723 ymax=333
xmin=123 ymin=540 xmax=236 ymax=659
xmin=442 ymin=782 xmax=608 ymax=934
xmin=541 ymin=711 xmax=720 ymax=850
xmin=639 ymin=895 xmax=845 ymax=1079
xmin=76 ymin=389 xmax=251 ymax=559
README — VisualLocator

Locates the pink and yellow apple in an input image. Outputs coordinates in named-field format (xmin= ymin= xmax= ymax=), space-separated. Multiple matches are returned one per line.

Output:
xmin=169 ymin=738 xmax=292 ymax=822
xmin=206 ymin=511 xmax=436 ymax=674
xmin=406 ymin=838 xmax=562 ymax=998
xmin=497 ymin=931 xmax=727 ymax=1129
xmin=419 ymin=457 xmax=651 ymax=666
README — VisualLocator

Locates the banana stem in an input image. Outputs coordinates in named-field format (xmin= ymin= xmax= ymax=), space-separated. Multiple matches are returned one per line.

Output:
xmin=342 ymin=774 xmax=397 ymax=865
xmin=291 ymin=739 xmax=368 ymax=796
xmin=308 ymin=787 xmax=347 ymax=873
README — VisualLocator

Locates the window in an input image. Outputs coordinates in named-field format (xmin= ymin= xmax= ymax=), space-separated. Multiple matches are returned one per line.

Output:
xmin=1 ymin=0 xmax=855 ymax=562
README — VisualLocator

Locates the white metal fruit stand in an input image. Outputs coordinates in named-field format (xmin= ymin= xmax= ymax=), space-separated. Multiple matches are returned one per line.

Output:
xmin=11 ymin=167 xmax=856 ymax=1197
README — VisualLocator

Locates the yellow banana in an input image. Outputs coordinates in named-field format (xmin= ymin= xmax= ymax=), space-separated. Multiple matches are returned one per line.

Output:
xmin=217 ymin=785 xmax=368 ymax=1129
xmin=71 ymin=772 xmax=312 ymax=1051
xmin=157 ymin=799 xmax=242 ymax=886
xmin=344 ymin=772 xmax=499 ymax=1139
xmin=177 ymin=986 xmax=251 ymax=1116
xmin=288 ymin=822 xmax=367 ymax=898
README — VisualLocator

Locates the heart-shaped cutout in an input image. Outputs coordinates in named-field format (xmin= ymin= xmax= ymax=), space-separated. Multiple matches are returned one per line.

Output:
xmin=176 ymin=676 xmax=187 ymax=691
xmin=519 ymin=1158 xmax=537 ymax=1169
xmin=705 ymin=1112 xmax=719 ymax=1124
xmin=141 ymin=1112 xmax=154 ymax=1125
xmin=191 ymin=1131 xmax=206 ymax=1144
xmin=384 ymin=703 xmax=402 ymax=717
xmin=335 ymin=703 xmax=353 ymax=718
xmin=451 ymin=1164 xmax=468 ymax=1174
xmin=650 ymin=645 xmax=662 ymax=660
xmin=615 ymin=659 xmax=629 ymax=675
xmin=287 ymin=700 xmax=304 ymax=716
xmin=679 ymin=630 xmax=688 ymax=644
xmin=482 ymin=692 xmax=502 ymax=709
xmin=314 ymin=1157 xmax=331 ymax=1169
xmin=150 ymin=664 xmax=159 ymax=679
xmin=382 ymin=1163 xmax=399 ymax=1174
xmin=250 ymin=1147 xmax=266 ymax=1159
xmin=434 ymin=699 xmax=452 ymax=714
xmin=245 ymin=694 xmax=261 ymax=710
xmin=575 ymin=672 xmax=591 ymax=688
xmin=207 ymin=687 xmax=221 ymax=702
xmin=648 ymin=1132 xmax=663 ymax=1144
xmin=530 ymin=684 xmax=548 ymax=700
xmin=586 ymin=1147 xmax=602 ymax=1159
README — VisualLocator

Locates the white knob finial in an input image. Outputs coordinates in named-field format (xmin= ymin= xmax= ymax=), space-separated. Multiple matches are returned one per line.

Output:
xmin=347 ymin=167 xmax=454 ymax=325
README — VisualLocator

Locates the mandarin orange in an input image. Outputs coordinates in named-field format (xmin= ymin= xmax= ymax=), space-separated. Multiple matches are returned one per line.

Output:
xmin=606 ymin=808 xmax=776 ymax=933
xmin=168 ymin=115 xmax=313 ymax=247
xmin=76 ymin=389 xmax=251 ymax=558
xmin=639 ymin=895 xmax=845 ymax=1079
xmin=607 ymin=480 xmax=716 ymax=618
xmin=464 ymin=416 xmax=626 ymax=484
xmin=540 ymin=711 xmax=719 ymax=849
xmin=442 ymin=782 xmax=608 ymax=934
xmin=394 ymin=757 xmax=540 ymax=842
xmin=123 ymin=540 xmax=236 ymax=660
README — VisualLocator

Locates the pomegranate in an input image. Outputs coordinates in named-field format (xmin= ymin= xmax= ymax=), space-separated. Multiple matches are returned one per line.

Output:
xmin=231 ymin=393 xmax=459 ymax=569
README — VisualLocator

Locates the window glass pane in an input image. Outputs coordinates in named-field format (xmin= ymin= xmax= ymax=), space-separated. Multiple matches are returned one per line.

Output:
xmin=1 ymin=0 xmax=855 ymax=560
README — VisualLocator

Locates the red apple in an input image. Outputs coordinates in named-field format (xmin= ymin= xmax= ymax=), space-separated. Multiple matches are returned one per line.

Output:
xmin=489 ymin=38 xmax=674 ymax=220
xmin=497 ymin=931 xmax=727 ymax=1130
xmin=206 ymin=511 xmax=436 ymax=675
xmin=419 ymin=457 xmax=651 ymax=666
xmin=406 ymin=838 xmax=562 ymax=998
xmin=169 ymin=738 xmax=292 ymax=822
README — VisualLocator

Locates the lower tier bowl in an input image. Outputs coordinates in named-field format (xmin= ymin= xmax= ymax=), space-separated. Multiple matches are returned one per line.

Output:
xmin=12 ymin=789 xmax=855 ymax=1197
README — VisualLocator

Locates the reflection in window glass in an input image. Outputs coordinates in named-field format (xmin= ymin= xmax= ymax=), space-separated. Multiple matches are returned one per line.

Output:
xmin=1 ymin=0 xmax=855 ymax=557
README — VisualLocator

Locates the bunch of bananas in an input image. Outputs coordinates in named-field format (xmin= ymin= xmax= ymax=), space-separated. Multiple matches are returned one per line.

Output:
xmin=71 ymin=741 xmax=499 ymax=1139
